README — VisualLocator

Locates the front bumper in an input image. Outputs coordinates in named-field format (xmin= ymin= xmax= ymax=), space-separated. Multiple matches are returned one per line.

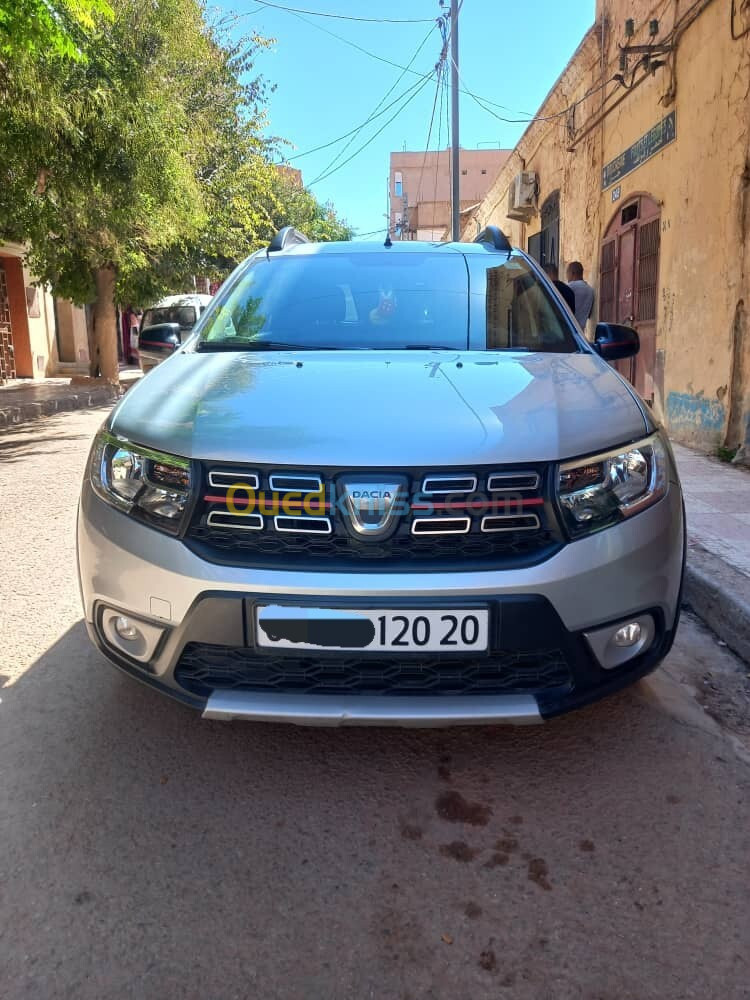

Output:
xmin=78 ymin=479 xmax=684 ymax=725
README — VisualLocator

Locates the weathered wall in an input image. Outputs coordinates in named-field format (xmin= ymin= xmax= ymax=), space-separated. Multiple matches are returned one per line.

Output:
xmin=464 ymin=0 xmax=750 ymax=456
xmin=0 ymin=243 xmax=90 ymax=379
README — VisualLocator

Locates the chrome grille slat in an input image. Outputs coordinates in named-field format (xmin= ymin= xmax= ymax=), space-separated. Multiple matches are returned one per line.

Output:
xmin=274 ymin=515 xmax=332 ymax=535
xmin=487 ymin=472 xmax=540 ymax=492
xmin=421 ymin=475 xmax=477 ymax=495
xmin=209 ymin=470 xmax=259 ymax=490
xmin=411 ymin=517 xmax=471 ymax=535
xmin=481 ymin=514 xmax=541 ymax=533
xmin=207 ymin=510 xmax=263 ymax=530
xmin=269 ymin=474 xmax=323 ymax=493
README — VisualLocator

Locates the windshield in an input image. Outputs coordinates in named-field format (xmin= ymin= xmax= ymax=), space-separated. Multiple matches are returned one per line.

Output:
xmin=142 ymin=304 xmax=197 ymax=330
xmin=198 ymin=250 xmax=578 ymax=352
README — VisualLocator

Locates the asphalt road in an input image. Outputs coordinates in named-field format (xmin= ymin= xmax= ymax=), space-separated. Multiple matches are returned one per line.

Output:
xmin=1 ymin=409 xmax=749 ymax=1000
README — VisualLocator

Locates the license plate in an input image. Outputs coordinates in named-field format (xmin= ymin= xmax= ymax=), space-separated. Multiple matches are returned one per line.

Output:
xmin=255 ymin=605 xmax=489 ymax=652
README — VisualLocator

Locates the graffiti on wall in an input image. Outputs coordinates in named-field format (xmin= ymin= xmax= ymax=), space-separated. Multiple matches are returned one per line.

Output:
xmin=666 ymin=391 xmax=725 ymax=433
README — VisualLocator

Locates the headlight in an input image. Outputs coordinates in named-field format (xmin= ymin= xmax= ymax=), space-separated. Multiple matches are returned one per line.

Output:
xmin=89 ymin=430 xmax=193 ymax=535
xmin=558 ymin=433 xmax=668 ymax=537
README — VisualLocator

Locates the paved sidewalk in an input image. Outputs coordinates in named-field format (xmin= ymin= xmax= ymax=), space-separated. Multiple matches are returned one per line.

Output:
xmin=0 ymin=367 xmax=141 ymax=429
xmin=674 ymin=443 xmax=750 ymax=577
xmin=673 ymin=443 xmax=750 ymax=661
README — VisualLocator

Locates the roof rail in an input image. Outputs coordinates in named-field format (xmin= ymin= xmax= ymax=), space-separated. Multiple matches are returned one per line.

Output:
xmin=268 ymin=226 xmax=310 ymax=252
xmin=474 ymin=225 xmax=512 ymax=253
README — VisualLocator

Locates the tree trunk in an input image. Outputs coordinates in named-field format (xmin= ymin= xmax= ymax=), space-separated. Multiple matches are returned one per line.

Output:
xmin=89 ymin=267 xmax=120 ymax=383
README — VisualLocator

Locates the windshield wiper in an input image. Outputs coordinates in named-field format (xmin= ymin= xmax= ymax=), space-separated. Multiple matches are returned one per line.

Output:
xmin=404 ymin=344 xmax=459 ymax=350
xmin=197 ymin=340 xmax=339 ymax=352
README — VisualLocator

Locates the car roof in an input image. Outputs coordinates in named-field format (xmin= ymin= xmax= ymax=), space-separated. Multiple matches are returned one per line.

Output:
xmin=265 ymin=239 xmax=518 ymax=258
xmin=147 ymin=293 xmax=213 ymax=308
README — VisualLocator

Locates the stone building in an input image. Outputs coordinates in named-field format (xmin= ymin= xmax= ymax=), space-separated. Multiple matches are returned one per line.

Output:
xmin=461 ymin=0 xmax=750 ymax=456
xmin=390 ymin=148 xmax=511 ymax=241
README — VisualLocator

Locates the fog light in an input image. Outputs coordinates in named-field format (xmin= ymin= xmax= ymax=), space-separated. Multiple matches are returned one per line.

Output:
xmin=114 ymin=615 xmax=140 ymax=641
xmin=613 ymin=622 xmax=642 ymax=647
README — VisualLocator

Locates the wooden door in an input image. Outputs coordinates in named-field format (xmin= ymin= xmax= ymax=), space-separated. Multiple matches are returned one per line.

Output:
xmin=599 ymin=196 xmax=660 ymax=402
xmin=634 ymin=215 xmax=660 ymax=402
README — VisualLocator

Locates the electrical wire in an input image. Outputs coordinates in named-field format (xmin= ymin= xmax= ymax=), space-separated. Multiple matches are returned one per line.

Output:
xmin=452 ymin=55 xmax=617 ymax=125
xmin=249 ymin=0 xmax=437 ymax=24
xmin=248 ymin=0 xmax=549 ymax=123
xmin=352 ymin=226 xmax=389 ymax=238
xmin=277 ymin=72 xmax=434 ymax=164
xmin=414 ymin=60 xmax=446 ymax=218
xmin=309 ymin=21 xmax=437 ymax=181
xmin=435 ymin=62 xmax=450 ymax=233
xmin=308 ymin=70 xmax=436 ymax=187
xmin=429 ymin=61 xmax=447 ymax=232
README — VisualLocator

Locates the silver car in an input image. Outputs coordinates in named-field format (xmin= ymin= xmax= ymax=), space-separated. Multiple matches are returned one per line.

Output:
xmin=77 ymin=226 xmax=685 ymax=726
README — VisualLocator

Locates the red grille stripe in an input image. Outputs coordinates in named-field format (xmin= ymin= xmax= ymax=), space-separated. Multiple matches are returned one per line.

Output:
xmin=411 ymin=498 xmax=544 ymax=511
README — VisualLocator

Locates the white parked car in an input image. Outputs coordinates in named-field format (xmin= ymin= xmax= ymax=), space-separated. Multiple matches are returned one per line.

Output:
xmin=137 ymin=293 xmax=212 ymax=372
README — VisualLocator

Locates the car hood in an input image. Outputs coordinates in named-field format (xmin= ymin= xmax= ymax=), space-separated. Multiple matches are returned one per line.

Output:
xmin=111 ymin=350 xmax=648 ymax=466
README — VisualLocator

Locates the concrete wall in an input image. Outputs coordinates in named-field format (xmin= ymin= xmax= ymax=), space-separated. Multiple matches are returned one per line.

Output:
xmin=462 ymin=0 xmax=750 ymax=456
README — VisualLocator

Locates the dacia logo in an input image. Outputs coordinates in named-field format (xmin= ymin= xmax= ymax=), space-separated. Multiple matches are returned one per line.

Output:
xmin=351 ymin=490 xmax=392 ymax=500
xmin=338 ymin=476 xmax=408 ymax=540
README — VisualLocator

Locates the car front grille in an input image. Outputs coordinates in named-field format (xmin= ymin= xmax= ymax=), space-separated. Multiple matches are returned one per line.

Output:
xmin=184 ymin=463 xmax=563 ymax=570
xmin=175 ymin=643 xmax=572 ymax=698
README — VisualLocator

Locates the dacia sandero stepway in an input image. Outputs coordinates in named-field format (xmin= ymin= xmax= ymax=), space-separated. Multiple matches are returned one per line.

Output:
xmin=77 ymin=226 xmax=684 ymax=725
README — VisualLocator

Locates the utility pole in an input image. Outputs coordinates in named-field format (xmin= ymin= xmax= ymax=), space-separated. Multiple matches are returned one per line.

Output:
xmin=450 ymin=0 xmax=460 ymax=241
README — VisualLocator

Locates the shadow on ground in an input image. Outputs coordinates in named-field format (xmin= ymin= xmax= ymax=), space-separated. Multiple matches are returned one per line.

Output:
xmin=0 ymin=622 xmax=747 ymax=1000
xmin=0 ymin=406 xmax=111 ymax=463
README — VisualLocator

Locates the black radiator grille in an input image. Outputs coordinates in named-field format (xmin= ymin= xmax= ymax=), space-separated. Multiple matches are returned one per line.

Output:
xmin=175 ymin=643 xmax=572 ymax=698
xmin=184 ymin=463 xmax=562 ymax=569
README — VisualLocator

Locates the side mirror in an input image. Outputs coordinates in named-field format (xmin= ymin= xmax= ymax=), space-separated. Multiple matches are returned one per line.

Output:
xmin=138 ymin=322 xmax=181 ymax=360
xmin=594 ymin=323 xmax=640 ymax=361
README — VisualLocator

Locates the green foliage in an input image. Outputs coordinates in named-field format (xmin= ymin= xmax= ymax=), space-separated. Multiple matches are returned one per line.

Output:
xmin=0 ymin=0 xmax=112 ymax=60
xmin=0 ymin=0 xmax=352 ymax=315
xmin=717 ymin=445 xmax=738 ymax=463
xmin=270 ymin=174 xmax=354 ymax=244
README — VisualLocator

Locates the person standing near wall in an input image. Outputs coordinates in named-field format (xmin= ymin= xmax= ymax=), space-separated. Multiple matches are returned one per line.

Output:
xmin=566 ymin=261 xmax=595 ymax=332
xmin=543 ymin=263 xmax=576 ymax=314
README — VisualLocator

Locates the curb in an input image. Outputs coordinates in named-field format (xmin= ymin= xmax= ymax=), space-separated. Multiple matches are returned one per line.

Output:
xmin=0 ymin=386 xmax=121 ymax=430
xmin=683 ymin=541 xmax=750 ymax=663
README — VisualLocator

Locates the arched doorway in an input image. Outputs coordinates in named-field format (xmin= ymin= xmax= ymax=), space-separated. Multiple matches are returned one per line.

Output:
xmin=599 ymin=194 xmax=661 ymax=402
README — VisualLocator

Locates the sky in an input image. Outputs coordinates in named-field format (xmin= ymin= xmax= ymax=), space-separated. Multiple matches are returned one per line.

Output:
xmin=217 ymin=1 xmax=595 ymax=238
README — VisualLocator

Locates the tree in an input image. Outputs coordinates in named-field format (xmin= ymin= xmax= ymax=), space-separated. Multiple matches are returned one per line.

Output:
xmin=0 ymin=0 xmax=353 ymax=381
xmin=0 ymin=0 xmax=111 ymax=61
xmin=2 ymin=0 xmax=224 ymax=380
xmin=268 ymin=172 xmax=353 ymax=244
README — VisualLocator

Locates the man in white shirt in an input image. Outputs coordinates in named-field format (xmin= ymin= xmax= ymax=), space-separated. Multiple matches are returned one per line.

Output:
xmin=566 ymin=261 xmax=595 ymax=331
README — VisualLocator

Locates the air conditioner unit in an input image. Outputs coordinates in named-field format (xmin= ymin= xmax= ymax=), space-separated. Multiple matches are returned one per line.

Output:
xmin=507 ymin=172 xmax=538 ymax=221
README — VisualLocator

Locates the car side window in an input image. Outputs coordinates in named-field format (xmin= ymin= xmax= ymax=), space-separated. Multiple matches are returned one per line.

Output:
xmin=469 ymin=255 xmax=578 ymax=353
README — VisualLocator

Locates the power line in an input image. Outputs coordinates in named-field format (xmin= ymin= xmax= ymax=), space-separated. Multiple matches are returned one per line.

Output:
xmin=414 ymin=60 xmax=446 ymax=217
xmin=249 ymin=0 xmax=437 ymax=24
xmin=308 ymin=71 xmax=436 ymax=187
xmin=249 ymin=0 xmax=547 ymax=123
xmin=310 ymin=22 xmax=437 ymax=182
xmin=432 ymin=61 xmax=449 ymax=231
xmin=252 ymin=3 xmax=442 ymax=79
xmin=352 ymin=226 xmax=389 ymax=238
xmin=277 ymin=72 xmax=433 ymax=164
xmin=452 ymin=55 xmax=617 ymax=125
